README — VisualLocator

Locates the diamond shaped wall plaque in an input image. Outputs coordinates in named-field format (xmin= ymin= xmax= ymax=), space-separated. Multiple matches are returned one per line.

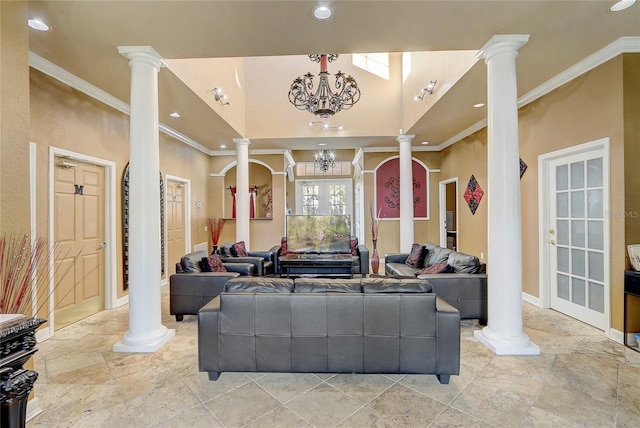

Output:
xmin=464 ymin=175 xmax=484 ymax=215
xmin=520 ymin=158 xmax=528 ymax=179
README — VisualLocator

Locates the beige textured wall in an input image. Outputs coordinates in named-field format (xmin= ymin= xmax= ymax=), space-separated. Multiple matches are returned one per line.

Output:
xmin=30 ymin=69 xmax=212 ymax=298
xmin=0 ymin=1 xmax=30 ymax=233
xmin=441 ymin=56 xmax=631 ymax=331
xmin=624 ymin=54 xmax=640 ymax=249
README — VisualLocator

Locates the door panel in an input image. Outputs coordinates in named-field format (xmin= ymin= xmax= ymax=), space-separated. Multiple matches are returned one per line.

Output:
xmin=54 ymin=157 xmax=105 ymax=329
xmin=548 ymin=148 xmax=607 ymax=329
xmin=167 ymin=180 xmax=186 ymax=275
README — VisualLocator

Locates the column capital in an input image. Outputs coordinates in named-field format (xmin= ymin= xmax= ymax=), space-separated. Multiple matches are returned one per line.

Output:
xmin=118 ymin=46 xmax=167 ymax=70
xmin=477 ymin=35 xmax=530 ymax=62
xmin=233 ymin=138 xmax=251 ymax=147
xmin=396 ymin=134 xmax=415 ymax=144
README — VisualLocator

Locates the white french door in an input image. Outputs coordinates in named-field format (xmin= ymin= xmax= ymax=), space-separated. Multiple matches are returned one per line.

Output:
xmin=295 ymin=179 xmax=353 ymax=219
xmin=546 ymin=143 xmax=609 ymax=330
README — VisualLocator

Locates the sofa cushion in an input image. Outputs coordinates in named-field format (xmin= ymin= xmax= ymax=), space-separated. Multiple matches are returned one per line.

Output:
xmin=361 ymin=277 xmax=432 ymax=293
xmin=219 ymin=242 xmax=234 ymax=257
xmin=231 ymin=241 xmax=249 ymax=257
xmin=225 ymin=277 xmax=294 ymax=293
xmin=180 ymin=251 xmax=208 ymax=273
xmin=447 ymin=251 xmax=482 ymax=274
xmin=294 ymin=278 xmax=361 ymax=293
xmin=425 ymin=246 xmax=452 ymax=267
xmin=416 ymin=263 xmax=453 ymax=275
xmin=405 ymin=243 xmax=426 ymax=268
xmin=206 ymin=255 xmax=227 ymax=272
xmin=350 ymin=236 xmax=358 ymax=256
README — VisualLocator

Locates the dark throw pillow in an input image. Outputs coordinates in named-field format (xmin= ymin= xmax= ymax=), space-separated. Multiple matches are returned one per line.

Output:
xmin=350 ymin=237 xmax=358 ymax=256
xmin=416 ymin=263 xmax=453 ymax=275
xmin=280 ymin=237 xmax=288 ymax=256
xmin=200 ymin=257 xmax=212 ymax=272
xmin=231 ymin=241 xmax=248 ymax=257
xmin=405 ymin=243 xmax=426 ymax=268
xmin=207 ymin=254 xmax=227 ymax=272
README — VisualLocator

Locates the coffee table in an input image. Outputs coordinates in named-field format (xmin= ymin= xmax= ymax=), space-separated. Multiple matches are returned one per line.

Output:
xmin=279 ymin=253 xmax=354 ymax=278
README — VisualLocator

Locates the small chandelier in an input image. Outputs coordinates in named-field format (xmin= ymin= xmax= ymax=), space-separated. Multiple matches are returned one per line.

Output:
xmin=314 ymin=149 xmax=336 ymax=172
xmin=288 ymin=54 xmax=361 ymax=118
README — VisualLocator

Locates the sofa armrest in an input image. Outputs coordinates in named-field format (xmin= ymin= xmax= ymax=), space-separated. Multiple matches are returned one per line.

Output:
xmin=358 ymin=244 xmax=369 ymax=275
xmin=222 ymin=263 xmax=255 ymax=276
xmin=385 ymin=253 xmax=409 ymax=264
xmin=198 ymin=297 xmax=221 ymax=374
xmin=248 ymin=251 xmax=273 ymax=262
xmin=435 ymin=297 xmax=460 ymax=376
xmin=169 ymin=272 xmax=239 ymax=317
xmin=220 ymin=256 xmax=264 ymax=276
xmin=268 ymin=245 xmax=281 ymax=273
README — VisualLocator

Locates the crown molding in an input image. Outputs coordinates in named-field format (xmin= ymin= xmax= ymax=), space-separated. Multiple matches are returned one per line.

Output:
xmin=28 ymin=52 xmax=211 ymax=156
xmin=439 ymin=36 xmax=639 ymax=150
xmin=518 ymin=36 xmax=640 ymax=108
xmin=438 ymin=118 xmax=487 ymax=151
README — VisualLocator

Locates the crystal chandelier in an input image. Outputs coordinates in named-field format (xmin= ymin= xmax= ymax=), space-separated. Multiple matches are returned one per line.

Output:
xmin=288 ymin=54 xmax=361 ymax=118
xmin=314 ymin=149 xmax=336 ymax=172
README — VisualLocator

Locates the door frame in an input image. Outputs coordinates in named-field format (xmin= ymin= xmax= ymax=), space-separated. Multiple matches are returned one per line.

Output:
xmin=439 ymin=177 xmax=458 ymax=249
xmin=538 ymin=137 xmax=610 ymax=331
xmin=44 ymin=147 xmax=117 ymax=340
xmin=164 ymin=174 xmax=191 ymax=283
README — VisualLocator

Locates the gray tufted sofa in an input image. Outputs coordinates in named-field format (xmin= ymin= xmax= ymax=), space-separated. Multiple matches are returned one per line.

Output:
xmin=198 ymin=277 xmax=460 ymax=384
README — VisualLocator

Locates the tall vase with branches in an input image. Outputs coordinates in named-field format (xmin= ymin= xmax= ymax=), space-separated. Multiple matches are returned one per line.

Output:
xmin=206 ymin=217 xmax=226 ymax=254
xmin=370 ymin=205 xmax=382 ymax=274
xmin=1 ymin=233 xmax=81 ymax=428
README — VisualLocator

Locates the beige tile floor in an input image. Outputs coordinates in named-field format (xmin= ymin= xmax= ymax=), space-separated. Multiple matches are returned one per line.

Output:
xmin=28 ymin=288 xmax=640 ymax=427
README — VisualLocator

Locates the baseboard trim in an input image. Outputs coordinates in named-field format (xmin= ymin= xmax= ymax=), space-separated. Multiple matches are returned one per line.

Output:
xmin=522 ymin=292 xmax=540 ymax=307
xmin=27 ymin=397 xmax=43 ymax=422
xmin=608 ymin=327 xmax=624 ymax=345
xmin=115 ymin=295 xmax=130 ymax=308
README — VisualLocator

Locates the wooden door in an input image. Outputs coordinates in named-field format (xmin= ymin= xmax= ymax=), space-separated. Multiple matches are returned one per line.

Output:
xmin=166 ymin=180 xmax=186 ymax=275
xmin=54 ymin=157 xmax=105 ymax=329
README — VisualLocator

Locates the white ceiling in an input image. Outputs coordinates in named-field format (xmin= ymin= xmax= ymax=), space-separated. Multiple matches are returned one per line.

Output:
xmin=27 ymin=1 xmax=640 ymax=153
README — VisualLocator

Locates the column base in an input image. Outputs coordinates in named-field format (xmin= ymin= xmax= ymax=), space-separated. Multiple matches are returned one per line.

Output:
xmin=113 ymin=326 xmax=175 ymax=353
xmin=474 ymin=327 xmax=540 ymax=356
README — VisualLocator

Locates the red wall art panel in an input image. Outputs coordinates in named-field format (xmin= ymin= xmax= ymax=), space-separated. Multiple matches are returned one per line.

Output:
xmin=375 ymin=158 xmax=428 ymax=219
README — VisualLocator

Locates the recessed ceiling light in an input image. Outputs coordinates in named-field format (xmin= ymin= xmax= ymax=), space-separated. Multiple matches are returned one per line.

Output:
xmin=610 ymin=0 xmax=636 ymax=12
xmin=28 ymin=18 xmax=50 ymax=31
xmin=169 ymin=112 xmax=180 ymax=118
xmin=313 ymin=5 xmax=333 ymax=20
xmin=220 ymin=144 xmax=227 ymax=149
xmin=319 ymin=143 xmax=327 ymax=146
xmin=421 ymin=141 xmax=430 ymax=145
xmin=473 ymin=103 xmax=485 ymax=108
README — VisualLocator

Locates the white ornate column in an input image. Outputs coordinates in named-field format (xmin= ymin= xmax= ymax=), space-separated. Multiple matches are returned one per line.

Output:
xmin=397 ymin=133 xmax=415 ymax=252
xmin=234 ymin=138 xmax=251 ymax=249
xmin=113 ymin=46 xmax=174 ymax=353
xmin=473 ymin=35 xmax=539 ymax=355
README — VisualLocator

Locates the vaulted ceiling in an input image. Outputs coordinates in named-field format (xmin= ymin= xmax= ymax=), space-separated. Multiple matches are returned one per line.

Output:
xmin=27 ymin=1 xmax=640 ymax=153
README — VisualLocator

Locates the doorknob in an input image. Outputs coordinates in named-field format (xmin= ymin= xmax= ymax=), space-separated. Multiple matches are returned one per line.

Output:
xmin=549 ymin=240 xmax=556 ymax=246
xmin=98 ymin=242 xmax=106 ymax=249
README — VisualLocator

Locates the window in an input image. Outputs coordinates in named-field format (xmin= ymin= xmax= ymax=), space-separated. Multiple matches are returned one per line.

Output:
xmin=352 ymin=53 xmax=389 ymax=80
xmin=295 ymin=179 xmax=353 ymax=218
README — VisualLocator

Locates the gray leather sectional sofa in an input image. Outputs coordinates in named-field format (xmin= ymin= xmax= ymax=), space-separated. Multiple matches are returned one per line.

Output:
xmin=385 ymin=243 xmax=487 ymax=324
xmin=198 ymin=277 xmax=461 ymax=384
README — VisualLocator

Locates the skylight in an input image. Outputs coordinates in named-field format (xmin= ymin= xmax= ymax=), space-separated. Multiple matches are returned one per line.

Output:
xmin=352 ymin=53 xmax=389 ymax=80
